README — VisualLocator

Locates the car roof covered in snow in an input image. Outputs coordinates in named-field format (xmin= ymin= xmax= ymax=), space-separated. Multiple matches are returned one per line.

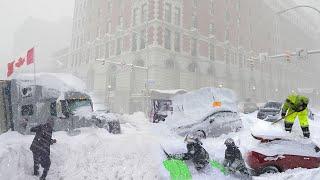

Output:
xmin=14 ymin=73 xmax=87 ymax=93
xmin=252 ymin=140 xmax=320 ymax=157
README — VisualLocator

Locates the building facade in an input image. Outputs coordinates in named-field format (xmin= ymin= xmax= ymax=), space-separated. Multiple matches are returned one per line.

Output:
xmin=67 ymin=0 xmax=320 ymax=113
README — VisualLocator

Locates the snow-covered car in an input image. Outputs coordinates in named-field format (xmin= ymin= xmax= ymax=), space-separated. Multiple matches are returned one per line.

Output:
xmin=239 ymin=101 xmax=258 ymax=114
xmin=246 ymin=139 xmax=320 ymax=176
xmin=257 ymin=101 xmax=282 ymax=122
xmin=175 ymin=110 xmax=242 ymax=137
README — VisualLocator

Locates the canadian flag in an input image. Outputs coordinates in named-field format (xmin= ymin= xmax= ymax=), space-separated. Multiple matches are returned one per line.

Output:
xmin=7 ymin=47 xmax=35 ymax=77
xmin=27 ymin=48 xmax=34 ymax=65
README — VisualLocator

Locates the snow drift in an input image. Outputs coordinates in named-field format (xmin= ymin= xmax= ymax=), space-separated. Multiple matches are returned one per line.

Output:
xmin=167 ymin=87 xmax=238 ymax=127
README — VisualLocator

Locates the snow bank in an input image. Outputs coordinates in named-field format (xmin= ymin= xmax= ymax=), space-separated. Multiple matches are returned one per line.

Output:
xmin=15 ymin=73 xmax=86 ymax=93
xmin=1 ymin=109 xmax=320 ymax=179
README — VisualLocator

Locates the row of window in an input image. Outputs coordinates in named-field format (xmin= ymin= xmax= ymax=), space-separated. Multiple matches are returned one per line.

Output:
xmin=164 ymin=3 xmax=181 ymax=26
xmin=70 ymin=38 xmax=248 ymax=69
xmin=133 ymin=3 xmax=148 ymax=26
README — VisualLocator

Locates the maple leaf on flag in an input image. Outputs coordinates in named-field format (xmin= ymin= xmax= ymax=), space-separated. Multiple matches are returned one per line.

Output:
xmin=15 ymin=57 xmax=25 ymax=68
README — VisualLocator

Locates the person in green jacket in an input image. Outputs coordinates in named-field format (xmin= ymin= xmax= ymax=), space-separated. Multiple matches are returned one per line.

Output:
xmin=281 ymin=93 xmax=310 ymax=138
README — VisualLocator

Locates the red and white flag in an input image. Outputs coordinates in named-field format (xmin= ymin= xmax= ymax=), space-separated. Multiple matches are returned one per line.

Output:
xmin=6 ymin=47 xmax=35 ymax=77
xmin=27 ymin=47 xmax=34 ymax=65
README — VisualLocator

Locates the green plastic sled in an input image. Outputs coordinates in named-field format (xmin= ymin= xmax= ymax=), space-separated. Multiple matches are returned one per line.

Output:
xmin=209 ymin=160 xmax=228 ymax=175
xmin=163 ymin=159 xmax=192 ymax=180
xmin=163 ymin=159 xmax=227 ymax=179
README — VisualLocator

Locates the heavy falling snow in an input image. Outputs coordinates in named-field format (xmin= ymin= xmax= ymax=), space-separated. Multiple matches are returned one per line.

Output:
xmin=1 ymin=97 xmax=320 ymax=179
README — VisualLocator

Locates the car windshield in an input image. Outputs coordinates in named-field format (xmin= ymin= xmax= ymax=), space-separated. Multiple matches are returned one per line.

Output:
xmin=205 ymin=111 xmax=237 ymax=121
xmin=67 ymin=99 xmax=92 ymax=113
xmin=264 ymin=102 xmax=282 ymax=109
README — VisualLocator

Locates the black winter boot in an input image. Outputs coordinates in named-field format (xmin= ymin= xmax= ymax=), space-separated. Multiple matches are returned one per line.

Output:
xmin=301 ymin=127 xmax=310 ymax=138
xmin=284 ymin=122 xmax=293 ymax=132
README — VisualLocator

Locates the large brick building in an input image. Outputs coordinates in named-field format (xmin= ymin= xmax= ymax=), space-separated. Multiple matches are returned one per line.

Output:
xmin=67 ymin=0 xmax=320 ymax=113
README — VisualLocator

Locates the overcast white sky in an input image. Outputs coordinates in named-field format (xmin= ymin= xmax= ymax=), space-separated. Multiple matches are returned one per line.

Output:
xmin=0 ymin=0 xmax=74 ymax=78
xmin=0 ymin=0 xmax=319 ymax=79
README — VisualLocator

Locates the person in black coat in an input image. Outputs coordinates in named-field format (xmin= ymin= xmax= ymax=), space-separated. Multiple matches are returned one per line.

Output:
xmin=30 ymin=117 xmax=56 ymax=180
xmin=223 ymin=138 xmax=249 ymax=177
xmin=169 ymin=130 xmax=209 ymax=171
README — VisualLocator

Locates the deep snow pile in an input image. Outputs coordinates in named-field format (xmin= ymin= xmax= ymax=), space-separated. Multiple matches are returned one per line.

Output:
xmin=167 ymin=87 xmax=238 ymax=127
xmin=1 ymin=110 xmax=320 ymax=179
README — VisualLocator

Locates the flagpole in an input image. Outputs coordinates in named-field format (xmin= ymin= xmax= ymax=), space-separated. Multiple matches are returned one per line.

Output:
xmin=33 ymin=46 xmax=36 ymax=86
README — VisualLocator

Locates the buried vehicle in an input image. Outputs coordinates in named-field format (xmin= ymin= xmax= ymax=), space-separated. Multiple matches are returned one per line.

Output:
xmin=257 ymin=101 xmax=282 ymax=122
xmin=0 ymin=73 xmax=120 ymax=135
xmin=175 ymin=109 xmax=242 ymax=137
xmin=246 ymin=139 xmax=320 ymax=175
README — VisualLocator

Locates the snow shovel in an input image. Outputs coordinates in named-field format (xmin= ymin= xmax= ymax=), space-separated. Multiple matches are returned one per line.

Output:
xmin=271 ymin=112 xmax=295 ymax=125
xmin=162 ymin=148 xmax=192 ymax=180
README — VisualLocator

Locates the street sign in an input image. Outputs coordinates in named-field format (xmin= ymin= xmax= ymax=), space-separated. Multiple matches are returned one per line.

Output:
xmin=212 ymin=101 xmax=222 ymax=107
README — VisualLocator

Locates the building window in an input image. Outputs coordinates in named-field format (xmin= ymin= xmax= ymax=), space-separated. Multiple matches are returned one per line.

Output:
xmin=109 ymin=65 xmax=117 ymax=90
xmin=118 ymin=16 xmax=124 ymax=29
xmin=164 ymin=28 xmax=171 ymax=50
xmin=193 ymin=0 xmax=198 ymax=8
xmin=192 ymin=13 xmax=198 ymax=29
xmin=165 ymin=3 xmax=172 ymax=23
xmin=105 ymin=43 xmax=110 ymax=58
xmin=207 ymin=66 xmax=214 ymax=75
xmin=188 ymin=63 xmax=198 ymax=73
xmin=86 ymin=49 xmax=90 ymax=63
xmin=225 ymin=48 xmax=230 ymax=64
xmin=21 ymin=105 xmax=34 ymax=116
xmin=225 ymin=11 xmax=230 ymax=23
xmin=191 ymin=38 xmax=197 ymax=56
xmin=118 ymin=0 xmax=123 ymax=10
xmin=107 ymin=20 xmax=111 ymax=34
xmin=209 ymin=43 xmax=215 ymax=61
xmin=95 ymin=45 xmax=99 ymax=59
xmin=99 ymin=44 xmax=105 ymax=58
xmin=116 ymin=38 xmax=122 ymax=55
xmin=210 ymin=0 xmax=214 ymax=15
xmin=140 ymin=29 xmax=146 ymax=49
xmin=133 ymin=8 xmax=138 ymax=26
xmin=141 ymin=3 xmax=147 ymax=23
xmin=238 ymin=53 xmax=243 ymax=68
xmin=107 ymin=1 xmax=112 ymax=13
xmin=209 ymin=23 xmax=214 ymax=35
xmin=225 ymin=29 xmax=230 ymax=41
xmin=174 ymin=32 xmax=180 ymax=52
xmin=174 ymin=7 xmax=181 ymax=26
xmin=97 ymin=27 xmax=102 ymax=38
xmin=165 ymin=59 xmax=175 ymax=69
xmin=132 ymin=33 xmax=137 ymax=51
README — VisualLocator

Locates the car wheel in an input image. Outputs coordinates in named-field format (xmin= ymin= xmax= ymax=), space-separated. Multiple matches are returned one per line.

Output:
xmin=261 ymin=166 xmax=280 ymax=174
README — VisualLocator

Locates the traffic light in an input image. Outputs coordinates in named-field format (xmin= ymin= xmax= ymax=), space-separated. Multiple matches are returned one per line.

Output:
xmin=285 ymin=51 xmax=291 ymax=62
xmin=296 ymin=48 xmax=308 ymax=61
xmin=259 ymin=53 xmax=268 ymax=62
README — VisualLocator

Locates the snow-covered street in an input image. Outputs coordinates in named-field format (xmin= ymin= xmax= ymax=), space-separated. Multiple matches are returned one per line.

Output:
xmin=1 ymin=110 xmax=320 ymax=180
